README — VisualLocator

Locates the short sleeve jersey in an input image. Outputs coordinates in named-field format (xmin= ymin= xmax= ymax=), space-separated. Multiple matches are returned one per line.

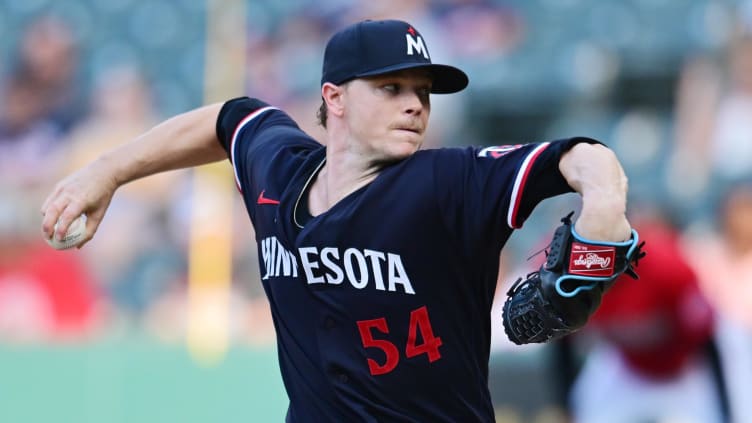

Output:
xmin=216 ymin=97 xmax=597 ymax=422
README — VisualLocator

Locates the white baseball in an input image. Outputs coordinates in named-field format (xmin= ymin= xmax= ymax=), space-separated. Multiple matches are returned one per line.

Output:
xmin=47 ymin=214 xmax=87 ymax=250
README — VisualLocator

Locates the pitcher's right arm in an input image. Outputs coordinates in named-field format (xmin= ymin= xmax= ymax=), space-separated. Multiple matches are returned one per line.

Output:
xmin=41 ymin=103 xmax=225 ymax=247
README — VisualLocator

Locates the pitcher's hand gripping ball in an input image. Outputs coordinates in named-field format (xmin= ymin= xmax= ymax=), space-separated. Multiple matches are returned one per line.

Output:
xmin=502 ymin=212 xmax=646 ymax=345
xmin=46 ymin=214 xmax=87 ymax=250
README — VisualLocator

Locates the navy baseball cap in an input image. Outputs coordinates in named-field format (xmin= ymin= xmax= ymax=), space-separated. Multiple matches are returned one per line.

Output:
xmin=321 ymin=19 xmax=469 ymax=94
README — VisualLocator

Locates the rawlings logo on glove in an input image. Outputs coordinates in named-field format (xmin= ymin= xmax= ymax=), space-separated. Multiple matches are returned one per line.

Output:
xmin=502 ymin=212 xmax=646 ymax=345
xmin=570 ymin=245 xmax=615 ymax=276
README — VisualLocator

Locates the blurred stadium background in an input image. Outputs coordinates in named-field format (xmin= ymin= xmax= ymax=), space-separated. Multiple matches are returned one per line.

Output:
xmin=2 ymin=0 xmax=752 ymax=422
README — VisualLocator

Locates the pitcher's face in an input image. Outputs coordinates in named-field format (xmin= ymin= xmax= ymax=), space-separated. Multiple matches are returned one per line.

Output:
xmin=343 ymin=69 xmax=432 ymax=162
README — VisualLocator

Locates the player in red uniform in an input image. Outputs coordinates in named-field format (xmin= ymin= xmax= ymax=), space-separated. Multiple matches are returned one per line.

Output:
xmin=41 ymin=19 xmax=641 ymax=422
xmin=564 ymin=212 xmax=725 ymax=423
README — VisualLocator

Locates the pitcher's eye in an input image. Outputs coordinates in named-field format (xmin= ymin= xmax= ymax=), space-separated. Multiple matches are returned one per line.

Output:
xmin=382 ymin=84 xmax=399 ymax=94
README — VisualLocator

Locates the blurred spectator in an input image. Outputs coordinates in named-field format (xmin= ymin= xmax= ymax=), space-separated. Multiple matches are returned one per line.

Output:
xmin=0 ymin=190 xmax=101 ymax=342
xmin=668 ymin=56 xmax=714 ymax=205
xmin=691 ymin=181 xmax=752 ymax=328
xmin=706 ymin=34 xmax=752 ymax=182
xmin=0 ymin=15 xmax=85 ymax=190
xmin=669 ymin=22 xmax=752 ymax=209
xmin=559 ymin=207 xmax=726 ymax=423
xmin=687 ymin=180 xmax=752 ymax=423
xmin=64 ymin=64 xmax=161 ymax=187
xmin=5 ymin=15 xmax=85 ymax=132
xmin=0 ymin=70 xmax=64 ymax=190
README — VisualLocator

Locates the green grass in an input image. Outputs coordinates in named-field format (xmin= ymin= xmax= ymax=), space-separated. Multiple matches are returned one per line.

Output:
xmin=0 ymin=337 xmax=288 ymax=423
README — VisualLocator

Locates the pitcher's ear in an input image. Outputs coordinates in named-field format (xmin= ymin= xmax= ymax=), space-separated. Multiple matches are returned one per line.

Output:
xmin=322 ymin=82 xmax=345 ymax=118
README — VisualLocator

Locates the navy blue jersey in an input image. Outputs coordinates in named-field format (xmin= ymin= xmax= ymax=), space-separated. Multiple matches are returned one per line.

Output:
xmin=216 ymin=97 xmax=598 ymax=422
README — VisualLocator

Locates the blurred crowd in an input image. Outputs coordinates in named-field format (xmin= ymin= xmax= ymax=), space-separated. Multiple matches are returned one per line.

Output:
xmin=2 ymin=0 xmax=752 ymax=421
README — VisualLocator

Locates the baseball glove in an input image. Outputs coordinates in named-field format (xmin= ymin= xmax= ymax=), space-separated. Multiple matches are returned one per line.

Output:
xmin=502 ymin=212 xmax=645 ymax=345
